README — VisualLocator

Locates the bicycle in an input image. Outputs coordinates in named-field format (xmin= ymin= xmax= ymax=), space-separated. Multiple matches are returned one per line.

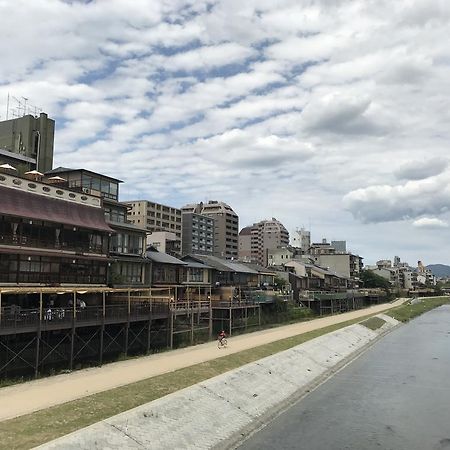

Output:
xmin=217 ymin=338 xmax=228 ymax=349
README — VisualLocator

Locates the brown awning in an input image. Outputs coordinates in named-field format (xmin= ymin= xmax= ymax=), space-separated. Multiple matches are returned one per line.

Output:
xmin=0 ymin=186 xmax=114 ymax=233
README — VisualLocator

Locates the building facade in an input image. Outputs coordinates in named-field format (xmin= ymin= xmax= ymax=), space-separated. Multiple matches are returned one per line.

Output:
xmin=0 ymin=171 xmax=112 ymax=285
xmin=181 ymin=201 xmax=238 ymax=259
xmin=181 ymin=212 xmax=214 ymax=256
xmin=239 ymin=218 xmax=289 ymax=267
xmin=125 ymin=200 xmax=182 ymax=239
xmin=45 ymin=167 xmax=148 ymax=287
xmin=0 ymin=113 xmax=55 ymax=172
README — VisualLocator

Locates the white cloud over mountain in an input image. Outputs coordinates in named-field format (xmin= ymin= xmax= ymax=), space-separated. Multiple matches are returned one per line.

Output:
xmin=1 ymin=0 xmax=450 ymax=264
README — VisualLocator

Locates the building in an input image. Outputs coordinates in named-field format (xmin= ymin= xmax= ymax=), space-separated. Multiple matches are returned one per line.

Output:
xmin=238 ymin=218 xmax=289 ymax=267
xmin=45 ymin=167 xmax=148 ymax=287
xmin=0 ymin=113 xmax=55 ymax=172
xmin=331 ymin=240 xmax=347 ymax=253
xmin=237 ymin=226 xmax=252 ymax=262
xmin=147 ymin=231 xmax=181 ymax=257
xmin=125 ymin=200 xmax=182 ymax=239
xmin=291 ymin=227 xmax=311 ymax=252
xmin=267 ymin=247 xmax=296 ymax=266
xmin=0 ymin=169 xmax=112 ymax=285
xmin=181 ymin=212 xmax=214 ymax=256
xmin=181 ymin=201 xmax=238 ymax=259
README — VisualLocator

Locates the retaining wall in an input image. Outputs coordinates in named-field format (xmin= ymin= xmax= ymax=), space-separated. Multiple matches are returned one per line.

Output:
xmin=37 ymin=314 xmax=399 ymax=450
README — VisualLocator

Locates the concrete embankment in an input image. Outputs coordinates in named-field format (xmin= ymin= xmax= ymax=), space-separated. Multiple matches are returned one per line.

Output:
xmin=37 ymin=314 xmax=400 ymax=450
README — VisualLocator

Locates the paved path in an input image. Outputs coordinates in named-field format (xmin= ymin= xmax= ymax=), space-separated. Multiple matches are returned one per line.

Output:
xmin=238 ymin=305 xmax=450 ymax=450
xmin=0 ymin=299 xmax=404 ymax=422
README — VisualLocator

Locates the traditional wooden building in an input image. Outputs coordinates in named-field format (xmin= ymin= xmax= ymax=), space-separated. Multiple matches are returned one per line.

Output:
xmin=0 ymin=171 xmax=113 ymax=286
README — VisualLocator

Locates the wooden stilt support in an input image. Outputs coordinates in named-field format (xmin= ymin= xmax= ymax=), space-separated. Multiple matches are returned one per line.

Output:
xmin=35 ymin=292 xmax=43 ymax=378
xmin=190 ymin=308 xmax=194 ymax=345
xmin=208 ymin=294 xmax=212 ymax=340
xmin=99 ymin=292 xmax=105 ymax=365
xmin=229 ymin=305 xmax=232 ymax=336
xmin=258 ymin=305 xmax=261 ymax=328
xmin=169 ymin=311 xmax=174 ymax=349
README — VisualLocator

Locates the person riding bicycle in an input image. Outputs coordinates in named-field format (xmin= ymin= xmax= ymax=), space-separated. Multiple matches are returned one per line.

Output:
xmin=218 ymin=330 xmax=227 ymax=344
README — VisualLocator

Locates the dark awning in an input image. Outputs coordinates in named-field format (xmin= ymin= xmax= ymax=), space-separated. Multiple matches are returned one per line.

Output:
xmin=0 ymin=186 xmax=114 ymax=233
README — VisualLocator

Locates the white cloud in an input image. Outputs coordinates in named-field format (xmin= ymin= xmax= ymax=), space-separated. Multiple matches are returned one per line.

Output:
xmin=2 ymin=0 xmax=450 ymax=264
xmin=412 ymin=218 xmax=448 ymax=229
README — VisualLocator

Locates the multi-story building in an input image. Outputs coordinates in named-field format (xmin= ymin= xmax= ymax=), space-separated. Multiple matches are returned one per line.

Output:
xmin=181 ymin=212 xmax=214 ymax=256
xmin=0 ymin=170 xmax=112 ymax=285
xmin=181 ymin=201 xmax=238 ymax=259
xmin=125 ymin=200 xmax=182 ymax=239
xmin=45 ymin=167 xmax=148 ymax=286
xmin=147 ymin=231 xmax=181 ymax=257
xmin=239 ymin=218 xmax=289 ymax=267
xmin=291 ymin=228 xmax=311 ymax=252
xmin=0 ymin=113 xmax=55 ymax=172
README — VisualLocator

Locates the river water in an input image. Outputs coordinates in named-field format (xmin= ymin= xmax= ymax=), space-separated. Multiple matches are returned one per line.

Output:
xmin=238 ymin=305 xmax=450 ymax=450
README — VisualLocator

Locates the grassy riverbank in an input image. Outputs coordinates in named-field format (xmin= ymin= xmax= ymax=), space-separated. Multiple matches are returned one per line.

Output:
xmin=386 ymin=296 xmax=450 ymax=322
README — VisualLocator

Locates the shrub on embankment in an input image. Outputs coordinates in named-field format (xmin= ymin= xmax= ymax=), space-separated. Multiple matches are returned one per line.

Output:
xmin=386 ymin=296 xmax=450 ymax=322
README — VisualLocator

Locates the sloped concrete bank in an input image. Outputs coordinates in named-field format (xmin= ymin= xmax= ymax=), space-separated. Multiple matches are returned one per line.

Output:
xmin=37 ymin=314 xmax=400 ymax=450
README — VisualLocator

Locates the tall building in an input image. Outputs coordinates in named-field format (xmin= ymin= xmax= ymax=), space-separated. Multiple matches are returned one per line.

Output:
xmin=291 ymin=227 xmax=311 ymax=253
xmin=239 ymin=218 xmax=289 ymax=267
xmin=0 ymin=113 xmax=55 ymax=172
xmin=124 ymin=200 xmax=182 ymax=239
xmin=181 ymin=201 xmax=238 ymax=258
xmin=181 ymin=212 xmax=215 ymax=256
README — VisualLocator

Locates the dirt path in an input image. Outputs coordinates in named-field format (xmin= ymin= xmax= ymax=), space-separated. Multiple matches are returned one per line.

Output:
xmin=0 ymin=300 xmax=404 ymax=422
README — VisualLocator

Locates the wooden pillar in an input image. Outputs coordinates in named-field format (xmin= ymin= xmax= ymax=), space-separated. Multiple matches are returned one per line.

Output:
xmin=99 ymin=291 xmax=105 ymax=365
xmin=228 ymin=306 xmax=232 ymax=336
xmin=0 ymin=291 xmax=2 ymax=325
xmin=124 ymin=323 xmax=129 ymax=356
xmin=169 ymin=311 xmax=174 ymax=349
xmin=245 ymin=305 xmax=248 ymax=331
xmin=208 ymin=294 xmax=212 ymax=340
xmin=35 ymin=292 xmax=43 ymax=378
xmin=197 ymin=286 xmax=201 ymax=325
xmin=73 ymin=292 xmax=76 ymax=319
xmin=258 ymin=305 xmax=261 ymax=328
xmin=190 ymin=307 xmax=194 ymax=345
xmin=147 ymin=320 xmax=152 ymax=355
xmin=70 ymin=291 xmax=75 ymax=371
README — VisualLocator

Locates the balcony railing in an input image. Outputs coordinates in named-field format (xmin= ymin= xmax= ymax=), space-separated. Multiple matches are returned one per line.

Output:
xmin=0 ymin=301 xmax=169 ymax=331
xmin=0 ymin=234 xmax=106 ymax=254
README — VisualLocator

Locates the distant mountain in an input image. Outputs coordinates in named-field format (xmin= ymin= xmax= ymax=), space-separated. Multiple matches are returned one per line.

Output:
xmin=426 ymin=264 xmax=450 ymax=278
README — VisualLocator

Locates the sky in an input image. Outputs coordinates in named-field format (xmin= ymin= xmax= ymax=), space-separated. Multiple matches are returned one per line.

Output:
xmin=1 ymin=0 xmax=449 ymax=266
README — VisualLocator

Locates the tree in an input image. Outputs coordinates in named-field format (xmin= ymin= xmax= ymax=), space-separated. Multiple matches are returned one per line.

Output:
xmin=360 ymin=269 xmax=391 ymax=291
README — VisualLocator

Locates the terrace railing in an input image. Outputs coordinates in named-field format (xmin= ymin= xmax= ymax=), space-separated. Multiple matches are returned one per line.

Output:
xmin=0 ymin=301 xmax=170 ymax=332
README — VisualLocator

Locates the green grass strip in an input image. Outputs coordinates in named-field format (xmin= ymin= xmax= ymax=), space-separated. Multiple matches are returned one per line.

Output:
xmin=360 ymin=316 xmax=386 ymax=331
xmin=385 ymin=296 xmax=450 ymax=322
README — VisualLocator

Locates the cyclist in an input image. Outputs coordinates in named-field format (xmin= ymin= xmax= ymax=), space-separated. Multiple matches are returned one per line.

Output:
xmin=218 ymin=330 xmax=227 ymax=345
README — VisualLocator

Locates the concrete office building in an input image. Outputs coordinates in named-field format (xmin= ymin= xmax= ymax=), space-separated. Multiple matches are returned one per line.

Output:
xmin=125 ymin=201 xmax=182 ymax=239
xmin=0 ymin=113 xmax=55 ymax=172
xmin=181 ymin=201 xmax=238 ymax=259
xmin=181 ymin=212 xmax=215 ymax=256
xmin=239 ymin=218 xmax=289 ymax=267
